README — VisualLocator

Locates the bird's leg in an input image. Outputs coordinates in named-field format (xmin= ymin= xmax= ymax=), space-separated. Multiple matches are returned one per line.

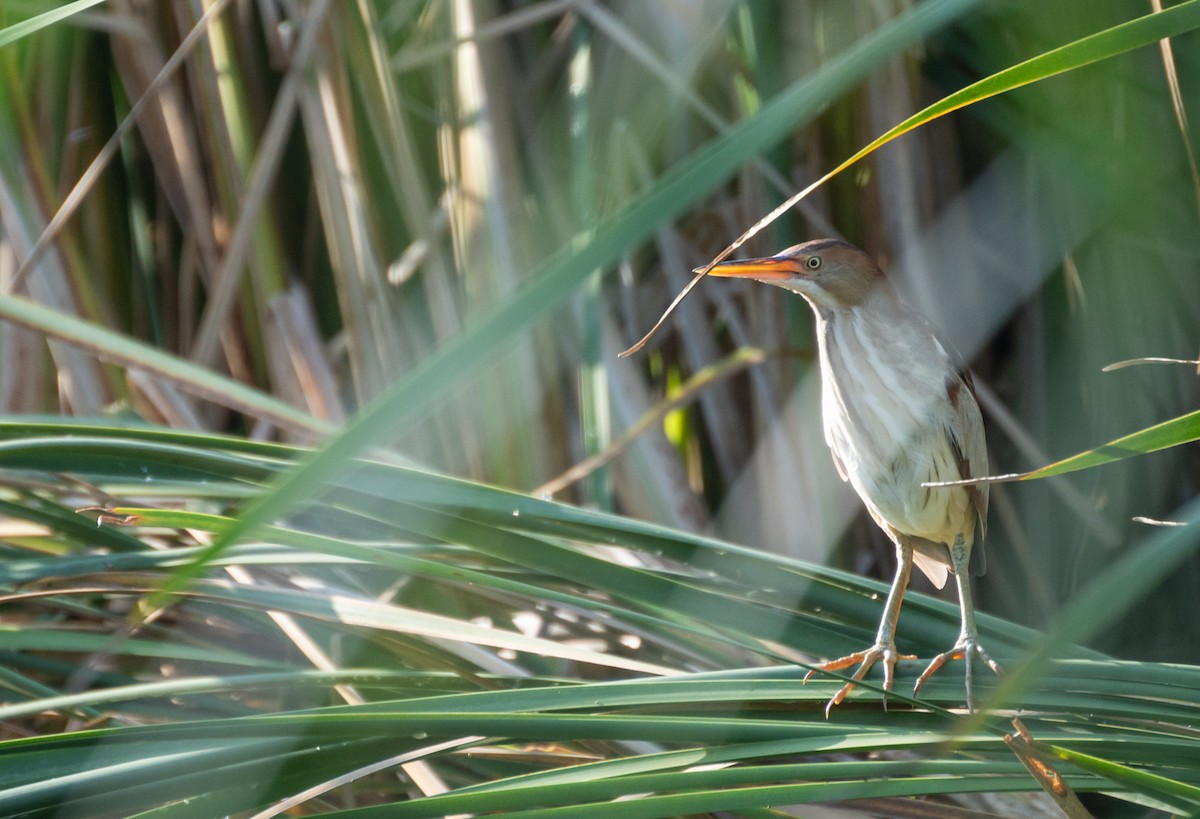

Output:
xmin=805 ymin=538 xmax=917 ymax=716
xmin=913 ymin=534 xmax=1002 ymax=711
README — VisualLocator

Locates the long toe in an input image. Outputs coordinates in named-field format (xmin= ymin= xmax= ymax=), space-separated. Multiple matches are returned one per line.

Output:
xmin=974 ymin=643 xmax=1003 ymax=676
xmin=806 ymin=644 xmax=916 ymax=717
xmin=914 ymin=639 xmax=1002 ymax=712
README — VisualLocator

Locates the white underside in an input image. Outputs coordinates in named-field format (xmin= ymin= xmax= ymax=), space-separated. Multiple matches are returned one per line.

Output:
xmin=814 ymin=292 xmax=986 ymax=572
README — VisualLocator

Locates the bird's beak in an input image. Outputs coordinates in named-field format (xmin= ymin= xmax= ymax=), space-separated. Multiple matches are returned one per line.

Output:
xmin=699 ymin=255 xmax=802 ymax=281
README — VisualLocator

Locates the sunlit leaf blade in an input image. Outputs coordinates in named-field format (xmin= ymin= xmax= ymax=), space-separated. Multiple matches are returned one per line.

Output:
xmin=0 ymin=0 xmax=107 ymax=50
xmin=731 ymin=0 xmax=1200 ymax=254
xmin=941 ymin=409 xmax=1200 ymax=486
xmin=866 ymin=0 xmax=1200 ymax=151
xmin=0 ymin=295 xmax=329 ymax=436
xmin=1018 ymin=408 xmax=1200 ymax=481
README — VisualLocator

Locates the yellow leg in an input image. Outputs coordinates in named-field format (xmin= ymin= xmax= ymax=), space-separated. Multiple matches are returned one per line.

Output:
xmin=913 ymin=535 xmax=1002 ymax=711
xmin=805 ymin=538 xmax=916 ymax=717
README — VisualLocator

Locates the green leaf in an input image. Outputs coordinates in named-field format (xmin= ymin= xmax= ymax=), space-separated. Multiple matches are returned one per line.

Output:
xmin=0 ymin=296 xmax=329 ymax=436
xmin=0 ymin=0 xmax=107 ymax=50
xmin=740 ymin=0 xmax=1200 ymax=247
xmin=1019 ymin=409 xmax=1200 ymax=481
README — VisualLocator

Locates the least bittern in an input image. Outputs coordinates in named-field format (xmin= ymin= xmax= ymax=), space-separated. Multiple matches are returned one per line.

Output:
xmin=709 ymin=239 xmax=1000 ymax=714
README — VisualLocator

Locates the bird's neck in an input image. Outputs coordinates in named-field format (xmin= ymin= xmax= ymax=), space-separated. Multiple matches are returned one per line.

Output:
xmin=812 ymin=281 xmax=909 ymax=338
xmin=812 ymin=282 xmax=954 ymax=392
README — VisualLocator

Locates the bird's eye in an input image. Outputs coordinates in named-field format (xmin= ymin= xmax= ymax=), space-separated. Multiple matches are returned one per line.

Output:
xmin=806 ymin=256 xmax=822 ymax=270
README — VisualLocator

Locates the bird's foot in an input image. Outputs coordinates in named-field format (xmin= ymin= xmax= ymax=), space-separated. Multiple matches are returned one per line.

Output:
xmin=803 ymin=643 xmax=917 ymax=718
xmin=913 ymin=636 xmax=1002 ymax=712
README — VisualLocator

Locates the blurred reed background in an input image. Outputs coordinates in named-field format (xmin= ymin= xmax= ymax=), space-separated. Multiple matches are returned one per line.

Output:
xmin=8 ymin=0 xmax=1187 ymax=654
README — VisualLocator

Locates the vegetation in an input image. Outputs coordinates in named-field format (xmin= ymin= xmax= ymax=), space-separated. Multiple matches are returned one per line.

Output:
xmin=0 ymin=0 xmax=1198 ymax=815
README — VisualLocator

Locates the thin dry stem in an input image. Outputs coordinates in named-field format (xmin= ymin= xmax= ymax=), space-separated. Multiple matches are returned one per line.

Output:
xmin=620 ymin=174 xmax=831 ymax=358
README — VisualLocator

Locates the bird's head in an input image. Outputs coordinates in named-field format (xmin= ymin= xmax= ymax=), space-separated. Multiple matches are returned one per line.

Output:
xmin=703 ymin=238 xmax=883 ymax=312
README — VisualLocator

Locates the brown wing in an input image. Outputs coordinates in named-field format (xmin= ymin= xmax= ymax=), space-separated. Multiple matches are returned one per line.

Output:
xmin=946 ymin=369 xmax=989 ymax=576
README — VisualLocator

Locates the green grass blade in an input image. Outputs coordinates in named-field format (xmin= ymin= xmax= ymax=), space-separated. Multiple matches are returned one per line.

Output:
xmin=1017 ymin=408 xmax=1200 ymax=481
xmin=743 ymin=0 xmax=1200 ymax=246
xmin=0 ymin=296 xmax=330 ymax=435
xmin=0 ymin=0 xmax=107 ymax=50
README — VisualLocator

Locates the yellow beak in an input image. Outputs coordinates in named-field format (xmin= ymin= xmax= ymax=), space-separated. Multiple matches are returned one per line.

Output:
xmin=700 ymin=256 xmax=803 ymax=280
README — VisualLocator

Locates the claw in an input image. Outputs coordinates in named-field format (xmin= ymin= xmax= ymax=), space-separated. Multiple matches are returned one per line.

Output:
xmin=805 ymin=644 xmax=918 ymax=717
xmin=913 ymin=637 xmax=1002 ymax=711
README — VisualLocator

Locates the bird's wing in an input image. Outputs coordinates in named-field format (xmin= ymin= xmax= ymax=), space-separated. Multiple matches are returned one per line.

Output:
xmin=827 ymin=441 xmax=849 ymax=482
xmin=911 ymin=544 xmax=950 ymax=589
xmin=821 ymin=411 xmax=850 ymax=482
xmin=947 ymin=368 xmax=989 ymax=576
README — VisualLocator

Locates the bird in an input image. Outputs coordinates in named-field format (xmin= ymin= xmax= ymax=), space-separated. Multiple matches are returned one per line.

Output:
xmin=706 ymin=238 xmax=1000 ymax=714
